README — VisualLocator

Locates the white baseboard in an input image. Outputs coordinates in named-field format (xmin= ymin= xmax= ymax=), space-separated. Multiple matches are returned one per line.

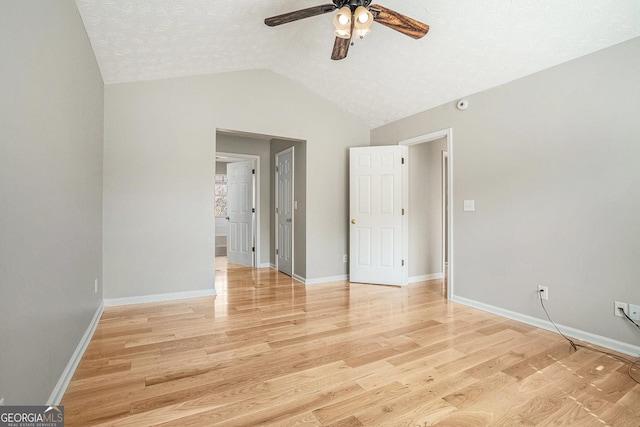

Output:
xmin=48 ymin=302 xmax=104 ymax=405
xmin=451 ymin=295 xmax=640 ymax=357
xmin=409 ymin=273 xmax=444 ymax=283
xmin=267 ymin=266 xmax=348 ymax=286
xmin=292 ymin=273 xmax=306 ymax=284
xmin=305 ymin=275 xmax=349 ymax=285
xmin=104 ymin=288 xmax=216 ymax=307
xmin=257 ymin=263 xmax=271 ymax=268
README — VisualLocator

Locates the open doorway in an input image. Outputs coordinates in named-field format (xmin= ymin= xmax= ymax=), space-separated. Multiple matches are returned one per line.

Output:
xmin=215 ymin=153 xmax=259 ymax=267
xmin=215 ymin=130 xmax=307 ymax=281
xmin=400 ymin=129 xmax=454 ymax=298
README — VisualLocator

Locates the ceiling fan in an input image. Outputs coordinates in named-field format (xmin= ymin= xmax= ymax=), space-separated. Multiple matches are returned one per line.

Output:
xmin=264 ymin=0 xmax=429 ymax=60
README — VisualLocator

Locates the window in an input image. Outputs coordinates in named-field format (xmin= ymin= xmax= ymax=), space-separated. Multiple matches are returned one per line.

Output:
xmin=215 ymin=174 xmax=228 ymax=218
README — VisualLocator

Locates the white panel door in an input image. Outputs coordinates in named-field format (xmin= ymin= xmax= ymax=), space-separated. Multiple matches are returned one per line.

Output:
xmin=349 ymin=146 xmax=407 ymax=285
xmin=276 ymin=148 xmax=294 ymax=276
xmin=227 ymin=160 xmax=255 ymax=266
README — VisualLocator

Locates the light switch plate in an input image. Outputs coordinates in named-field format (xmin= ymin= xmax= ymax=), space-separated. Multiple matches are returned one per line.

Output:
xmin=463 ymin=200 xmax=475 ymax=212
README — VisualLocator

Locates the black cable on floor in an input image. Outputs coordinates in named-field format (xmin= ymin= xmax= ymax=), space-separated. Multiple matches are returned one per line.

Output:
xmin=538 ymin=290 xmax=640 ymax=385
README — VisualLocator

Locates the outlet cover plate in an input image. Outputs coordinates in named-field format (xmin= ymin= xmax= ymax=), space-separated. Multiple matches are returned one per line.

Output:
xmin=629 ymin=303 xmax=640 ymax=321
xmin=615 ymin=301 xmax=628 ymax=317
xmin=537 ymin=285 xmax=548 ymax=300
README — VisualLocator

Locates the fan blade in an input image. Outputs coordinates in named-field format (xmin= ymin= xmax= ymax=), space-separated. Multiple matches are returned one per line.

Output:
xmin=370 ymin=4 xmax=429 ymax=39
xmin=265 ymin=4 xmax=336 ymax=27
xmin=331 ymin=37 xmax=350 ymax=60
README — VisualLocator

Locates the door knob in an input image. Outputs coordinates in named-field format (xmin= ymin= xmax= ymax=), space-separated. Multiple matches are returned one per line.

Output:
xmin=351 ymin=219 xmax=356 ymax=224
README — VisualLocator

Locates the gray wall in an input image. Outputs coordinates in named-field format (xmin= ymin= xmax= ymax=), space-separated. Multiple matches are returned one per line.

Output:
xmin=371 ymin=37 xmax=640 ymax=347
xmin=408 ymin=138 xmax=447 ymax=278
xmin=217 ymin=133 xmax=271 ymax=266
xmin=103 ymin=69 xmax=369 ymax=298
xmin=215 ymin=161 xmax=228 ymax=175
xmin=270 ymin=139 xmax=307 ymax=278
xmin=0 ymin=0 xmax=104 ymax=404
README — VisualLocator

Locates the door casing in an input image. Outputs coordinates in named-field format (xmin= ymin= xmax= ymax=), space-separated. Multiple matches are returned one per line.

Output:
xmin=399 ymin=128 xmax=454 ymax=299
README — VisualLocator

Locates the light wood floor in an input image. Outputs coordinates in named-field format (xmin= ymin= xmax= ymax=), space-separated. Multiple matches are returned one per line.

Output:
xmin=62 ymin=258 xmax=640 ymax=426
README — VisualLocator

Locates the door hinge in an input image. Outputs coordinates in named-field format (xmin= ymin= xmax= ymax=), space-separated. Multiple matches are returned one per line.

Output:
xmin=252 ymin=169 xmax=256 ymax=175
xmin=252 ymin=208 xmax=255 ymax=213
xmin=276 ymin=249 xmax=279 ymax=255
xmin=402 ymin=208 xmax=405 ymax=215
xmin=402 ymin=260 xmax=405 ymax=266
xmin=401 ymin=157 xmax=405 ymax=165
xmin=276 ymin=166 xmax=279 ymax=172
xmin=252 ymin=246 xmax=255 ymax=252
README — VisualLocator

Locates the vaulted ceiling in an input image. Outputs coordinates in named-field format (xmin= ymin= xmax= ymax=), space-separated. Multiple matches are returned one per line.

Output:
xmin=75 ymin=0 xmax=640 ymax=128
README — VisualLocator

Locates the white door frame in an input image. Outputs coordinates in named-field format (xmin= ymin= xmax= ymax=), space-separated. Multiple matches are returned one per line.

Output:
xmin=275 ymin=147 xmax=294 ymax=276
xmin=399 ymin=129 xmax=454 ymax=299
xmin=217 ymin=152 xmax=260 ymax=267
xmin=442 ymin=150 xmax=448 ymax=275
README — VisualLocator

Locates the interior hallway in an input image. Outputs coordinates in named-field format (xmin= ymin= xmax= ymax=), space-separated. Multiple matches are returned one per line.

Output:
xmin=60 ymin=260 xmax=639 ymax=426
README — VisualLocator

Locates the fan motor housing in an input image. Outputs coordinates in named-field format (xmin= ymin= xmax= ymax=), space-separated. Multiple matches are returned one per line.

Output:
xmin=333 ymin=0 xmax=373 ymax=9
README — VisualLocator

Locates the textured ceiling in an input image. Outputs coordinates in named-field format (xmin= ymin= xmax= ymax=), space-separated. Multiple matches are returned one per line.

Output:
xmin=75 ymin=0 xmax=640 ymax=128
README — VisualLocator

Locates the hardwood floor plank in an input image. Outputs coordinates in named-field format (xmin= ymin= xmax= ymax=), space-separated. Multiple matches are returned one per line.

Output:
xmin=61 ymin=259 xmax=640 ymax=426
xmin=355 ymin=394 xmax=457 ymax=426
xmin=322 ymin=415 xmax=364 ymax=427
xmin=312 ymin=381 xmax=410 ymax=425
xmin=617 ymin=384 xmax=640 ymax=417
xmin=355 ymin=348 xmax=466 ymax=391
xmin=442 ymin=372 xmax=517 ymax=410
xmin=273 ymin=411 xmax=323 ymax=426
xmin=215 ymin=381 xmax=366 ymax=426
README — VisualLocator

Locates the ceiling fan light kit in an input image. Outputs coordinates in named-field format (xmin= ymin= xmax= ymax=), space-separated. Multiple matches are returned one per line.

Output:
xmin=333 ymin=6 xmax=352 ymax=39
xmin=353 ymin=6 xmax=373 ymax=39
xmin=265 ymin=0 xmax=429 ymax=60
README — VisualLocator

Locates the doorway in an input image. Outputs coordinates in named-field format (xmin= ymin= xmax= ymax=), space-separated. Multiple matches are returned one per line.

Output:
xmin=215 ymin=130 xmax=307 ymax=280
xmin=400 ymin=128 xmax=453 ymax=298
xmin=215 ymin=153 xmax=259 ymax=267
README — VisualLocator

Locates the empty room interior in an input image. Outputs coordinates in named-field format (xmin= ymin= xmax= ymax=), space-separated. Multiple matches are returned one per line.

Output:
xmin=1 ymin=1 xmax=640 ymax=425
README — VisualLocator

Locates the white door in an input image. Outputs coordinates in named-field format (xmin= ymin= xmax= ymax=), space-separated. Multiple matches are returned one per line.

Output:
xmin=276 ymin=148 xmax=294 ymax=276
xmin=349 ymin=146 xmax=407 ymax=285
xmin=227 ymin=160 xmax=255 ymax=266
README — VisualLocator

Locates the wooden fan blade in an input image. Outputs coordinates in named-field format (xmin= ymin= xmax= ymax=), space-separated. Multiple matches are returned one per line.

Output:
xmin=331 ymin=37 xmax=350 ymax=60
xmin=370 ymin=4 xmax=429 ymax=39
xmin=265 ymin=4 xmax=336 ymax=27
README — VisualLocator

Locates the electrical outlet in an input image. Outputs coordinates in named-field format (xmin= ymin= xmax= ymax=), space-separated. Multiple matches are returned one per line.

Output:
xmin=343 ymin=254 xmax=348 ymax=263
xmin=537 ymin=285 xmax=548 ymax=300
xmin=629 ymin=304 xmax=640 ymax=321
xmin=615 ymin=301 xmax=628 ymax=317
xmin=94 ymin=279 xmax=98 ymax=294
